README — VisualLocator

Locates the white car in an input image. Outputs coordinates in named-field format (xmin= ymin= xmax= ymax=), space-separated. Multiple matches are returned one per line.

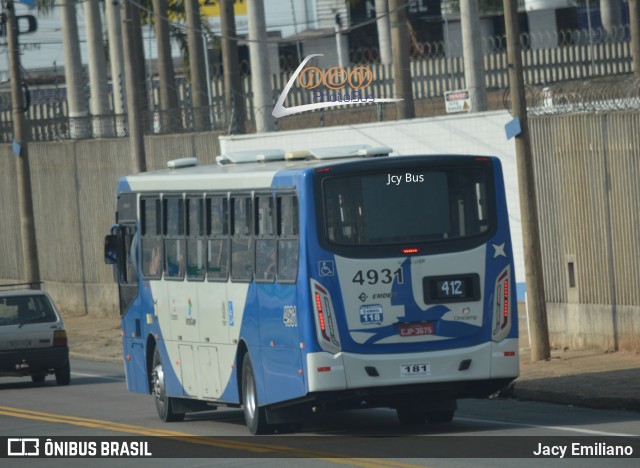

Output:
xmin=0 ymin=289 xmax=70 ymax=385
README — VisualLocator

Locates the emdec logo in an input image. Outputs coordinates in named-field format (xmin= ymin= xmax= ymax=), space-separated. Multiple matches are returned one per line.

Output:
xmin=272 ymin=54 xmax=402 ymax=118
xmin=8 ymin=438 xmax=40 ymax=456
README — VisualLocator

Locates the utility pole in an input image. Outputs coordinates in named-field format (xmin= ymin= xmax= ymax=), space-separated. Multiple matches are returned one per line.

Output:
xmin=220 ymin=0 xmax=246 ymax=134
xmin=375 ymin=0 xmax=392 ymax=65
xmin=247 ymin=0 xmax=275 ymax=132
xmin=4 ymin=0 xmax=41 ymax=288
xmin=122 ymin=0 xmax=146 ymax=173
xmin=105 ymin=0 xmax=126 ymax=135
xmin=185 ymin=0 xmax=208 ymax=130
xmin=630 ymin=0 xmax=640 ymax=77
xmin=84 ymin=0 xmax=112 ymax=137
xmin=60 ymin=0 xmax=90 ymax=139
xmin=503 ymin=0 xmax=550 ymax=362
xmin=460 ymin=0 xmax=487 ymax=112
xmin=335 ymin=15 xmax=344 ymax=68
xmin=388 ymin=0 xmax=414 ymax=119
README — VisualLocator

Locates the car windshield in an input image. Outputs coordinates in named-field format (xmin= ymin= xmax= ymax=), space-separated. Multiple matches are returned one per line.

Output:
xmin=0 ymin=295 xmax=57 ymax=327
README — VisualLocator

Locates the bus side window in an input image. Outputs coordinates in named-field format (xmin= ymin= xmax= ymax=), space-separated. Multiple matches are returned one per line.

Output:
xmin=230 ymin=196 xmax=253 ymax=281
xmin=206 ymin=195 xmax=229 ymax=281
xmin=164 ymin=196 xmax=186 ymax=280
xmin=255 ymin=195 xmax=276 ymax=283
xmin=277 ymin=195 xmax=299 ymax=283
xmin=121 ymin=225 xmax=138 ymax=284
xmin=186 ymin=196 xmax=206 ymax=281
xmin=140 ymin=196 xmax=162 ymax=279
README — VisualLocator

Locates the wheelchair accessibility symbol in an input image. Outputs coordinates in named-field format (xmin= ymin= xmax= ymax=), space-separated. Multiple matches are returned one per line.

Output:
xmin=318 ymin=261 xmax=335 ymax=277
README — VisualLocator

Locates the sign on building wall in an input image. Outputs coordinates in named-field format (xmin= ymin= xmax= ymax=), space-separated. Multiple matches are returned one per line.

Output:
xmin=444 ymin=90 xmax=471 ymax=113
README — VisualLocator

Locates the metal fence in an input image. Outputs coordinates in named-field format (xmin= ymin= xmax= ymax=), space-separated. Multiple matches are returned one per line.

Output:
xmin=0 ymin=26 xmax=636 ymax=143
xmin=522 ymin=76 xmax=640 ymax=116
xmin=529 ymin=111 xmax=640 ymax=351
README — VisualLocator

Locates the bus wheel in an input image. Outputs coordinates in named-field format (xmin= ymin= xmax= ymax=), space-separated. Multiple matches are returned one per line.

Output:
xmin=426 ymin=410 xmax=455 ymax=423
xmin=242 ymin=354 xmax=271 ymax=435
xmin=152 ymin=349 xmax=184 ymax=422
xmin=396 ymin=404 xmax=427 ymax=425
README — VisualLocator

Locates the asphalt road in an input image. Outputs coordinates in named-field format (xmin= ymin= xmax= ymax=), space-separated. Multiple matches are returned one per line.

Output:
xmin=0 ymin=358 xmax=639 ymax=467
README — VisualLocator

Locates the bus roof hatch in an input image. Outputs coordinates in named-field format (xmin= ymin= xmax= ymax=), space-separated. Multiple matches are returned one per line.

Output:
xmin=216 ymin=149 xmax=286 ymax=165
xmin=167 ymin=157 xmax=198 ymax=169
xmin=310 ymin=145 xmax=393 ymax=159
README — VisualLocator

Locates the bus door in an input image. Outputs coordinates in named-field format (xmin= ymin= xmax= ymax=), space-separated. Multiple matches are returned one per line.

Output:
xmin=105 ymin=193 xmax=146 ymax=392
xmin=104 ymin=193 xmax=140 ymax=318
xmin=256 ymin=193 xmax=305 ymax=405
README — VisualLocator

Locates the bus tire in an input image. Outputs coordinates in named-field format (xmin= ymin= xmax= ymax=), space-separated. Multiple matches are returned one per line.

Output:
xmin=396 ymin=404 xmax=427 ymax=425
xmin=242 ymin=354 xmax=271 ymax=435
xmin=426 ymin=410 xmax=455 ymax=424
xmin=152 ymin=349 xmax=184 ymax=422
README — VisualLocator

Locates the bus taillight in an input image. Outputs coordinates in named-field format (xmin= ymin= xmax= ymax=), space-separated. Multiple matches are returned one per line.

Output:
xmin=315 ymin=292 xmax=329 ymax=340
xmin=503 ymin=279 xmax=509 ymax=323
xmin=492 ymin=266 xmax=512 ymax=342
xmin=311 ymin=280 xmax=341 ymax=353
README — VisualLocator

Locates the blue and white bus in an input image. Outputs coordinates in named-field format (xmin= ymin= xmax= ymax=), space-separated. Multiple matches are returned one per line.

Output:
xmin=104 ymin=146 xmax=518 ymax=434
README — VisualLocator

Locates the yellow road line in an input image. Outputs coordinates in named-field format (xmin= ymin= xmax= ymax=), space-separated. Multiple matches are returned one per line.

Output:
xmin=0 ymin=405 xmax=428 ymax=467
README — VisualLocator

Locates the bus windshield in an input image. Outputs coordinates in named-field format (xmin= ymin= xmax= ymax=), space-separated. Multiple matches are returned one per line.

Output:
xmin=322 ymin=165 xmax=494 ymax=246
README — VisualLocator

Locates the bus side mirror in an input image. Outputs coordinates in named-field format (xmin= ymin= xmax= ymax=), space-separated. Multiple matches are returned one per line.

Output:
xmin=104 ymin=234 xmax=117 ymax=265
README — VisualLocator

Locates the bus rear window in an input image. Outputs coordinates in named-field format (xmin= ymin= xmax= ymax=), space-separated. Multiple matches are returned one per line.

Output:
xmin=322 ymin=167 xmax=493 ymax=246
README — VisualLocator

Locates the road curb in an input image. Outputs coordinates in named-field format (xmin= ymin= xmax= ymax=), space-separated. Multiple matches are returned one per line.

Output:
xmin=510 ymin=383 xmax=640 ymax=412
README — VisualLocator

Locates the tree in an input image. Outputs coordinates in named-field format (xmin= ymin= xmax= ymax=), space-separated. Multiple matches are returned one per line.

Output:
xmin=139 ymin=1 xmax=214 ymax=130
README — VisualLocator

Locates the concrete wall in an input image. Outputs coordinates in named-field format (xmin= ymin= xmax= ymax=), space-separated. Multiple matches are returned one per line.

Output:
xmin=0 ymin=132 xmax=222 ymax=318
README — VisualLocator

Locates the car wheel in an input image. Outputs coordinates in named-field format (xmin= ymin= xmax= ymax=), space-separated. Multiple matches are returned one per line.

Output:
xmin=151 ymin=348 xmax=184 ymax=422
xmin=31 ymin=374 xmax=46 ymax=384
xmin=242 ymin=354 xmax=271 ymax=435
xmin=55 ymin=361 xmax=71 ymax=386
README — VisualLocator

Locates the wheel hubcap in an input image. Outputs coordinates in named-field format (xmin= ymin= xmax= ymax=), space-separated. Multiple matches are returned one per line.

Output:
xmin=152 ymin=364 xmax=165 ymax=404
xmin=245 ymin=371 xmax=256 ymax=420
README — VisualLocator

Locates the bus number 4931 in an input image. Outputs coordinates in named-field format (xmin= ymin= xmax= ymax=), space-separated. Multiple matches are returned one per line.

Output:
xmin=352 ymin=268 xmax=403 ymax=285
